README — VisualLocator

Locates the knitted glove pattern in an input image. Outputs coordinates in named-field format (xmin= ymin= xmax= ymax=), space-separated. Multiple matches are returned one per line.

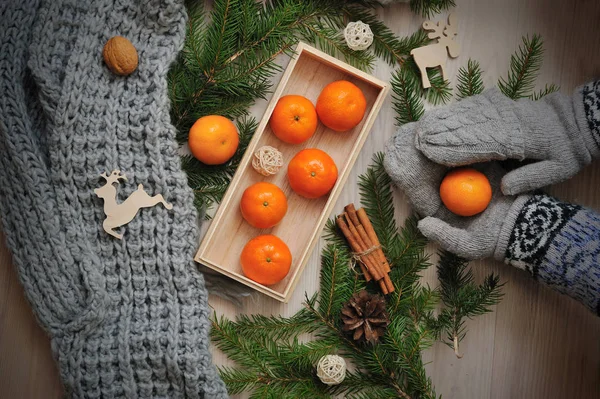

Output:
xmin=0 ymin=0 xmax=228 ymax=397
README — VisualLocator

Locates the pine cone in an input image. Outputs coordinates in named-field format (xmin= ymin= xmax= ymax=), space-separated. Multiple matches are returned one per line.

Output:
xmin=341 ymin=290 xmax=389 ymax=344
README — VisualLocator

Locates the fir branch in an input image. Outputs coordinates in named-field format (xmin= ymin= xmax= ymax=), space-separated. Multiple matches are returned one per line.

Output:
xmin=232 ymin=309 xmax=317 ymax=341
xmin=498 ymin=34 xmax=545 ymax=100
xmin=436 ymin=251 xmax=504 ymax=358
xmin=211 ymin=314 xmax=277 ymax=373
xmin=218 ymin=367 xmax=261 ymax=394
xmin=334 ymin=370 xmax=399 ymax=398
xmin=391 ymin=65 xmax=425 ymax=126
xmin=209 ymin=155 xmax=503 ymax=397
xmin=297 ymin=17 xmax=376 ymax=71
xmin=424 ymin=66 xmax=453 ymax=105
xmin=358 ymin=152 xmax=400 ymax=252
xmin=342 ymin=6 xmax=430 ymax=67
xmin=323 ymin=218 xmax=350 ymax=249
xmin=530 ymin=83 xmax=560 ymax=101
xmin=400 ymin=58 xmax=452 ymax=107
xmin=317 ymin=244 xmax=354 ymax=320
xmin=410 ymin=0 xmax=456 ymax=18
xmin=456 ymin=59 xmax=484 ymax=99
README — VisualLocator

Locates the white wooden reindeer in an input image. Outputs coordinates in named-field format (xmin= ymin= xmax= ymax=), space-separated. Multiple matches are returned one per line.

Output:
xmin=410 ymin=13 xmax=460 ymax=89
xmin=95 ymin=170 xmax=173 ymax=239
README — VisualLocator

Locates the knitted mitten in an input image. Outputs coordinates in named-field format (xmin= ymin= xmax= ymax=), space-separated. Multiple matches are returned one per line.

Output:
xmin=0 ymin=0 xmax=227 ymax=397
xmin=384 ymin=126 xmax=517 ymax=260
xmin=385 ymin=127 xmax=600 ymax=315
xmin=414 ymin=84 xmax=600 ymax=194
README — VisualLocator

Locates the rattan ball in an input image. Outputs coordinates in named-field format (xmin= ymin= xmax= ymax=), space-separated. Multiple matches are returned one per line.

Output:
xmin=344 ymin=21 xmax=374 ymax=51
xmin=316 ymin=355 xmax=346 ymax=385
xmin=251 ymin=145 xmax=283 ymax=176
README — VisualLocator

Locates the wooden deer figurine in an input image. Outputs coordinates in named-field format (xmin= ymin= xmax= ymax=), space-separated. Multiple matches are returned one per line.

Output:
xmin=410 ymin=13 xmax=460 ymax=88
xmin=95 ymin=170 xmax=173 ymax=239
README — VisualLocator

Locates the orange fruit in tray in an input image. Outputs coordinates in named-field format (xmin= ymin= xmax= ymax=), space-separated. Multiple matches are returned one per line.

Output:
xmin=287 ymin=149 xmax=338 ymax=199
xmin=316 ymin=80 xmax=367 ymax=132
xmin=440 ymin=168 xmax=492 ymax=217
xmin=241 ymin=234 xmax=292 ymax=286
xmin=240 ymin=182 xmax=288 ymax=229
xmin=188 ymin=115 xmax=239 ymax=165
xmin=270 ymin=95 xmax=318 ymax=144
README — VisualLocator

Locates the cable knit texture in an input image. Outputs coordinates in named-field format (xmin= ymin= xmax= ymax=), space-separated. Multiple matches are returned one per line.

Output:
xmin=414 ymin=86 xmax=598 ymax=195
xmin=0 ymin=0 xmax=228 ymax=397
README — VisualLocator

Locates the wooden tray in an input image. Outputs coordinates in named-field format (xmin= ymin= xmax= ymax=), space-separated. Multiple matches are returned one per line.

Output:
xmin=195 ymin=42 xmax=389 ymax=302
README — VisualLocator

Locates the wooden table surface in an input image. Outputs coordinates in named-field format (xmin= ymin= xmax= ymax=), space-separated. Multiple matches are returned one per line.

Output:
xmin=1 ymin=0 xmax=600 ymax=398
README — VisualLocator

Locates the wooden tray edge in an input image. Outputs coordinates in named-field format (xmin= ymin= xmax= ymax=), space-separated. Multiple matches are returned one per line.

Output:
xmin=195 ymin=254 xmax=288 ymax=302
xmin=195 ymin=41 xmax=390 ymax=302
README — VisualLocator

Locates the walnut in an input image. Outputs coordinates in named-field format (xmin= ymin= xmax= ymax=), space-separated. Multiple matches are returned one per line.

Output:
xmin=102 ymin=36 xmax=138 ymax=76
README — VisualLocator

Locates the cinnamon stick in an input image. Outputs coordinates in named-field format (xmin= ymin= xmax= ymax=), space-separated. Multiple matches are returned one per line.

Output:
xmin=341 ymin=213 xmax=383 ymax=281
xmin=344 ymin=204 xmax=361 ymax=227
xmin=337 ymin=216 xmax=388 ymax=293
xmin=356 ymin=207 xmax=391 ymax=273
xmin=345 ymin=206 xmax=388 ymax=277
xmin=336 ymin=216 xmax=374 ymax=280
xmin=342 ymin=218 xmax=372 ymax=281
xmin=343 ymin=212 xmax=394 ymax=294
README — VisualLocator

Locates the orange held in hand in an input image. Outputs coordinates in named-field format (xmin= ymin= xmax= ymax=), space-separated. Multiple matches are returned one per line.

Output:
xmin=188 ymin=115 xmax=239 ymax=165
xmin=270 ymin=95 xmax=318 ymax=144
xmin=240 ymin=182 xmax=288 ymax=229
xmin=241 ymin=234 xmax=292 ymax=286
xmin=288 ymin=149 xmax=338 ymax=199
xmin=316 ymin=80 xmax=367 ymax=132
xmin=439 ymin=168 xmax=492 ymax=217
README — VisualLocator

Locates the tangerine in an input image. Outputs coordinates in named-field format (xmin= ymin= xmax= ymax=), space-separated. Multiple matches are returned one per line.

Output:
xmin=287 ymin=149 xmax=338 ymax=199
xmin=439 ymin=168 xmax=492 ymax=217
xmin=316 ymin=80 xmax=367 ymax=132
xmin=240 ymin=234 xmax=292 ymax=285
xmin=188 ymin=115 xmax=239 ymax=165
xmin=270 ymin=95 xmax=318 ymax=144
xmin=240 ymin=182 xmax=288 ymax=229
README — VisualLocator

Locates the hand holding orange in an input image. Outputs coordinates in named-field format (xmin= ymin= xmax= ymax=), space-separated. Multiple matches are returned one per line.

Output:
xmin=440 ymin=168 xmax=492 ymax=217
xmin=316 ymin=80 xmax=366 ymax=132
xmin=270 ymin=95 xmax=318 ymax=144
xmin=188 ymin=115 xmax=239 ymax=165
xmin=240 ymin=182 xmax=288 ymax=229
xmin=241 ymin=234 xmax=292 ymax=285
xmin=288 ymin=148 xmax=338 ymax=199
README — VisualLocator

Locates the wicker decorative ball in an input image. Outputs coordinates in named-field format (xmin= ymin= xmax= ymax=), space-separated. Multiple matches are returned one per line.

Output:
xmin=344 ymin=21 xmax=374 ymax=51
xmin=316 ymin=355 xmax=346 ymax=385
xmin=251 ymin=145 xmax=283 ymax=176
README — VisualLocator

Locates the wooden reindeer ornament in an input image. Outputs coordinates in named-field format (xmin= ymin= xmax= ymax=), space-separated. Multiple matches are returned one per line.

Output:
xmin=95 ymin=170 xmax=173 ymax=239
xmin=410 ymin=13 xmax=460 ymax=88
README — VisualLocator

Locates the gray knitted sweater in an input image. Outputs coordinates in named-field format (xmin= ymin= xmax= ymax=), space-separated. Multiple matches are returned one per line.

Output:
xmin=0 ymin=0 xmax=228 ymax=397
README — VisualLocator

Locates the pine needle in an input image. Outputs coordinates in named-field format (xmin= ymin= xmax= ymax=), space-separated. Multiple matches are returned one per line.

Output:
xmin=436 ymin=251 xmax=504 ymax=358
xmin=343 ymin=6 xmax=431 ymax=67
xmin=410 ymin=0 xmax=456 ymax=18
xmin=456 ymin=59 xmax=484 ymax=99
xmin=498 ymin=34 xmax=545 ymax=99
xmin=530 ymin=83 xmax=560 ymax=100
xmin=391 ymin=65 xmax=425 ymax=126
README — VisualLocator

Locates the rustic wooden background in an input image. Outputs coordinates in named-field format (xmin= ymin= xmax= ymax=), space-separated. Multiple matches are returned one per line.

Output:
xmin=1 ymin=0 xmax=599 ymax=397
